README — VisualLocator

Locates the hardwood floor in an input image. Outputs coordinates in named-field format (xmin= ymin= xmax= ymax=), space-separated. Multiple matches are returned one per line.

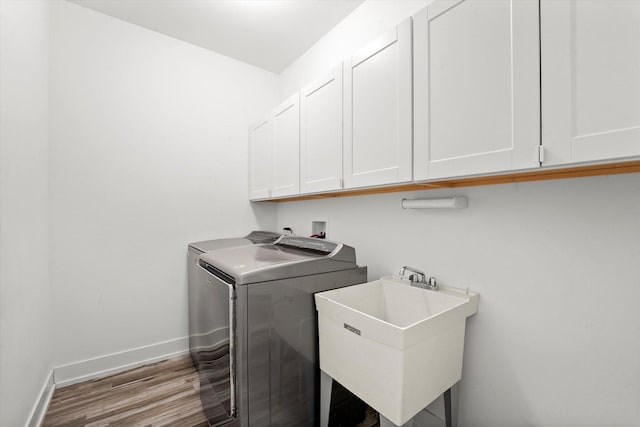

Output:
xmin=42 ymin=355 xmax=208 ymax=427
xmin=42 ymin=354 xmax=380 ymax=427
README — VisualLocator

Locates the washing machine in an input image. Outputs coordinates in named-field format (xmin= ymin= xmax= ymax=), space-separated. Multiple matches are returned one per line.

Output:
xmin=194 ymin=236 xmax=367 ymax=426
xmin=188 ymin=231 xmax=280 ymax=368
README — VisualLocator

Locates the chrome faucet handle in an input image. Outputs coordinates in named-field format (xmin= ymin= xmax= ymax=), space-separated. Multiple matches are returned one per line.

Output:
xmin=399 ymin=266 xmax=426 ymax=283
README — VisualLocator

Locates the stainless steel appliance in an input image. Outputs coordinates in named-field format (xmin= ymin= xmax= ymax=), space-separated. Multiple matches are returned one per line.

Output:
xmin=188 ymin=231 xmax=281 ymax=369
xmin=194 ymin=236 xmax=367 ymax=426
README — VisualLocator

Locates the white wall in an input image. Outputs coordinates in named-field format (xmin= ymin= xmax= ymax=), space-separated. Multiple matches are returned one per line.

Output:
xmin=278 ymin=177 xmax=640 ymax=427
xmin=49 ymin=0 xmax=278 ymax=377
xmin=0 ymin=1 xmax=53 ymax=425
xmin=277 ymin=1 xmax=640 ymax=425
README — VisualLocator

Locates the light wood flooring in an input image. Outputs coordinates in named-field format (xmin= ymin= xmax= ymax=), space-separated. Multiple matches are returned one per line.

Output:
xmin=42 ymin=354 xmax=379 ymax=427
xmin=42 ymin=355 xmax=207 ymax=427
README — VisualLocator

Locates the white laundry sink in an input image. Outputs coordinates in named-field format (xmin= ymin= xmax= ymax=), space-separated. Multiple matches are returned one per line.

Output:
xmin=315 ymin=276 xmax=479 ymax=425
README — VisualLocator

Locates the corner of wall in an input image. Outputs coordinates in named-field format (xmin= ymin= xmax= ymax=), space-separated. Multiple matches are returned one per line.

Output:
xmin=25 ymin=370 xmax=55 ymax=427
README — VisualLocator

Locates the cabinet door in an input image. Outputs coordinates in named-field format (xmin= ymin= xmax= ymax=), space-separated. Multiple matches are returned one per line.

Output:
xmin=343 ymin=19 xmax=413 ymax=189
xmin=413 ymin=0 xmax=540 ymax=180
xmin=272 ymin=93 xmax=300 ymax=197
xmin=300 ymin=65 xmax=343 ymax=194
xmin=541 ymin=0 xmax=640 ymax=165
xmin=248 ymin=118 xmax=273 ymax=201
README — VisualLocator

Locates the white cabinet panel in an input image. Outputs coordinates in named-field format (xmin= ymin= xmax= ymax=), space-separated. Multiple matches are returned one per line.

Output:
xmin=300 ymin=65 xmax=343 ymax=194
xmin=414 ymin=0 xmax=540 ymax=180
xmin=343 ymin=18 xmax=413 ymax=189
xmin=272 ymin=93 xmax=300 ymax=197
xmin=542 ymin=0 xmax=640 ymax=165
xmin=249 ymin=118 xmax=273 ymax=200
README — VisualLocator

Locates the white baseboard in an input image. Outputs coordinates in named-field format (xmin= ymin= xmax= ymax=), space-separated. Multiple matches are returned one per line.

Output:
xmin=53 ymin=336 xmax=189 ymax=387
xmin=25 ymin=369 xmax=55 ymax=427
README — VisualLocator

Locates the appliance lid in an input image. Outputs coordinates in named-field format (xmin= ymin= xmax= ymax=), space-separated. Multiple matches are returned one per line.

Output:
xmin=188 ymin=230 xmax=280 ymax=253
xmin=198 ymin=236 xmax=358 ymax=285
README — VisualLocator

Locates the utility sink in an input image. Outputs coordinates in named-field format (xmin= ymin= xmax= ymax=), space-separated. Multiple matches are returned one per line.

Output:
xmin=315 ymin=276 xmax=479 ymax=426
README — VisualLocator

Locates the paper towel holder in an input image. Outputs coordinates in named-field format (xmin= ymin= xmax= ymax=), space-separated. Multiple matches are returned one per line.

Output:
xmin=401 ymin=196 xmax=468 ymax=209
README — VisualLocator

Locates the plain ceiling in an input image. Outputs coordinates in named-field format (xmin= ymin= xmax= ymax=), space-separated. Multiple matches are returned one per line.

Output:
xmin=68 ymin=0 xmax=365 ymax=73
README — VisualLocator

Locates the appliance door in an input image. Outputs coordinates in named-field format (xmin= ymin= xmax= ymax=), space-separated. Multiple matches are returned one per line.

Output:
xmin=188 ymin=247 xmax=203 ymax=368
xmin=196 ymin=261 xmax=237 ymax=421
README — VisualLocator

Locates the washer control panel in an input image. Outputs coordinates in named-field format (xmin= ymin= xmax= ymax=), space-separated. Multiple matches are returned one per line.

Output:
xmin=276 ymin=236 xmax=338 ymax=255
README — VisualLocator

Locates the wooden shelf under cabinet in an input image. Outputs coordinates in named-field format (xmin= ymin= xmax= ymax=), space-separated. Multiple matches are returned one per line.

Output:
xmin=257 ymin=160 xmax=640 ymax=203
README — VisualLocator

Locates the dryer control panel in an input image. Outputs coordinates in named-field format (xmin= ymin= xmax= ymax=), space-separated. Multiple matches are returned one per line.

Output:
xmin=275 ymin=236 xmax=338 ymax=255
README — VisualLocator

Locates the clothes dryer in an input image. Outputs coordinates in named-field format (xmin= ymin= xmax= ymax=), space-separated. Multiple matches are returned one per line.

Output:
xmin=188 ymin=231 xmax=280 ymax=368
xmin=195 ymin=237 xmax=367 ymax=426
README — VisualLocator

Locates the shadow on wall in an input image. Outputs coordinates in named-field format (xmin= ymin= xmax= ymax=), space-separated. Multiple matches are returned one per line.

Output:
xmin=250 ymin=201 xmax=278 ymax=232
xmin=458 ymin=314 xmax=535 ymax=427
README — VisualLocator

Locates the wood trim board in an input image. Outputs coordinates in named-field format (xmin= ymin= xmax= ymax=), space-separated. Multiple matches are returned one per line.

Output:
xmin=262 ymin=160 xmax=640 ymax=202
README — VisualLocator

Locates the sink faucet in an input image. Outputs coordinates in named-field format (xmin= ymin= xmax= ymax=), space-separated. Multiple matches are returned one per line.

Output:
xmin=399 ymin=266 xmax=438 ymax=290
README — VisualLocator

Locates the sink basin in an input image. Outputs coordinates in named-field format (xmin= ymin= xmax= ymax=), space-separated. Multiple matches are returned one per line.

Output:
xmin=315 ymin=276 xmax=479 ymax=425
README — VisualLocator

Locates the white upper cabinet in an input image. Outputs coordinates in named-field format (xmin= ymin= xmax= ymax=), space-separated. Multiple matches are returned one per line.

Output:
xmin=343 ymin=18 xmax=413 ymax=189
xmin=272 ymin=93 xmax=300 ymax=197
xmin=249 ymin=118 xmax=273 ymax=200
xmin=541 ymin=0 xmax=640 ymax=166
xmin=300 ymin=65 xmax=343 ymax=194
xmin=413 ymin=0 xmax=540 ymax=180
